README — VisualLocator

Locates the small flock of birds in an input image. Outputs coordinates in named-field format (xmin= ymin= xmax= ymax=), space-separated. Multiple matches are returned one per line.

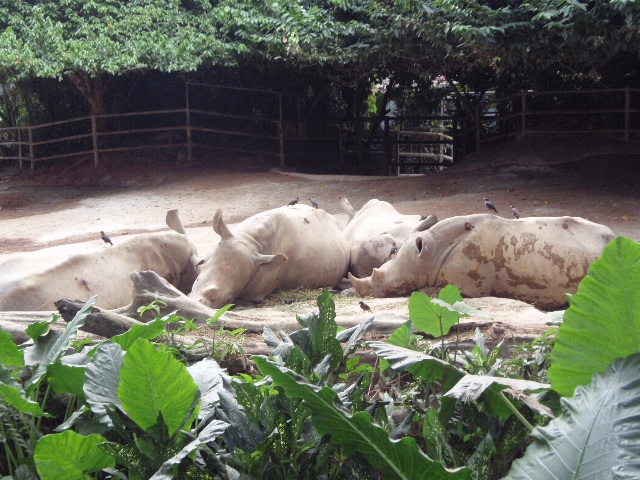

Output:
xmin=483 ymin=197 xmax=520 ymax=220
xmin=286 ymin=196 xmax=319 ymax=209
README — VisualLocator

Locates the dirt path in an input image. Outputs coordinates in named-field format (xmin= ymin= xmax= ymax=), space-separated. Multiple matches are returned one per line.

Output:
xmin=1 ymin=152 xmax=638 ymax=258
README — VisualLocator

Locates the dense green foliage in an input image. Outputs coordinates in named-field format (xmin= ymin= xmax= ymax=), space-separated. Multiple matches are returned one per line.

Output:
xmin=1 ymin=0 xmax=639 ymax=122
xmin=1 ymin=237 xmax=639 ymax=478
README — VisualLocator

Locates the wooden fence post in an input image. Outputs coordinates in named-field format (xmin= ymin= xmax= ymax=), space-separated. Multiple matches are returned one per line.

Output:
xmin=91 ymin=115 xmax=99 ymax=166
xmin=475 ymin=104 xmax=481 ymax=151
xmin=28 ymin=126 xmax=34 ymax=172
xmin=186 ymin=82 xmax=193 ymax=163
xmin=17 ymin=128 xmax=23 ymax=170
xmin=624 ymin=87 xmax=630 ymax=142
xmin=521 ymin=91 xmax=527 ymax=137
xmin=278 ymin=94 xmax=285 ymax=167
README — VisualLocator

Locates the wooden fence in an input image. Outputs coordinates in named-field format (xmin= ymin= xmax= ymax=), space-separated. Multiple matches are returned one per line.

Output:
xmin=1 ymin=87 xmax=637 ymax=171
xmin=476 ymin=88 xmax=640 ymax=150
xmin=0 ymin=82 xmax=287 ymax=171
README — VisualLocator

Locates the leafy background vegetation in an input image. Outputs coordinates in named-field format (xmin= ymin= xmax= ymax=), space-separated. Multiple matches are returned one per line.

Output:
xmin=1 ymin=236 xmax=639 ymax=478
xmin=0 ymin=0 xmax=639 ymax=132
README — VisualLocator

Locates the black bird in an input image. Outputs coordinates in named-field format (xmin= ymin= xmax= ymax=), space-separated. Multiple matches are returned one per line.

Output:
xmin=389 ymin=242 xmax=398 ymax=257
xmin=510 ymin=205 xmax=520 ymax=220
xmin=310 ymin=196 xmax=319 ymax=209
xmin=483 ymin=197 xmax=498 ymax=214
xmin=100 ymin=231 xmax=113 ymax=245
xmin=287 ymin=196 xmax=299 ymax=207
xmin=359 ymin=301 xmax=372 ymax=313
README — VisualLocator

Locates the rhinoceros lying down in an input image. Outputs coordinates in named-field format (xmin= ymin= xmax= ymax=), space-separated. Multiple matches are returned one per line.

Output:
xmin=338 ymin=197 xmax=437 ymax=277
xmin=0 ymin=210 xmax=204 ymax=311
xmin=189 ymin=205 xmax=350 ymax=308
xmin=349 ymin=214 xmax=615 ymax=309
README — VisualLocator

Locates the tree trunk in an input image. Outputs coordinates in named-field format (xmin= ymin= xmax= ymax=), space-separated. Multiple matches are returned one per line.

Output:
xmin=67 ymin=71 xmax=107 ymax=116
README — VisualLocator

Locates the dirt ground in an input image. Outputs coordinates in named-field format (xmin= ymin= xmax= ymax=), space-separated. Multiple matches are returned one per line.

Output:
xmin=1 ymin=134 xmax=638 ymax=253
xmin=0 ymin=134 xmax=638 ymax=350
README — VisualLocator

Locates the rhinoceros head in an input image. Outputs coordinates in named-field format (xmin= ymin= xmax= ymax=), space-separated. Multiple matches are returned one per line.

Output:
xmin=189 ymin=209 xmax=287 ymax=308
xmin=349 ymin=232 xmax=433 ymax=297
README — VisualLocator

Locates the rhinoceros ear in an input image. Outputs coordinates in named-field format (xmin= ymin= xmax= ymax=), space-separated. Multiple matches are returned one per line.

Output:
xmin=413 ymin=214 xmax=438 ymax=233
xmin=213 ymin=209 xmax=233 ymax=239
xmin=166 ymin=209 xmax=187 ymax=234
xmin=190 ymin=253 xmax=205 ymax=270
xmin=254 ymin=253 xmax=288 ymax=271
xmin=337 ymin=196 xmax=356 ymax=220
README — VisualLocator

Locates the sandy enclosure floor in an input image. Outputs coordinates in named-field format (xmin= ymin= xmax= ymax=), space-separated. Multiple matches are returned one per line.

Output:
xmin=0 ymin=136 xmax=638 ymax=345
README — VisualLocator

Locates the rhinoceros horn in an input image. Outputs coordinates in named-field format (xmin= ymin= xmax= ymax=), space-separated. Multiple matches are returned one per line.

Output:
xmin=348 ymin=272 xmax=374 ymax=297
xmin=213 ymin=209 xmax=233 ymax=239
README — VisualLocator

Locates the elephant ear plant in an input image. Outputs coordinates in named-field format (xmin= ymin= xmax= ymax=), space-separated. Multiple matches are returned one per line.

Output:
xmin=1 ymin=237 xmax=639 ymax=479
xmin=505 ymin=236 xmax=640 ymax=479
xmin=0 ymin=302 xmax=231 ymax=479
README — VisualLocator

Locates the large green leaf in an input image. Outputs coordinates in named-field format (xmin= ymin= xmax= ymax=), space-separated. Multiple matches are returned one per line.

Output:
xmin=84 ymin=342 xmax=125 ymax=425
xmin=149 ymin=419 xmax=229 ymax=480
xmin=254 ymin=356 xmax=471 ymax=480
xmin=410 ymin=289 xmax=462 ymax=337
xmin=24 ymin=296 xmax=95 ymax=391
xmin=34 ymin=431 xmax=114 ymax=480
xmin=505 ymin=353 xmax=640 ymax=479
xmin=409 ymin=286 xmax=489 ymax=338
xmin=110 ymin=317 xmax=167 ymax=351
xmin=46 ymin=361 xmax=85 ymax=397
xmin=367 ymin=341 xmax=464 ymax=390
xmin=118 ymin=338 xmax=200 ymax=436
xmin=305 ymin=290 xmax=343 ymax=367
xmin=0 ymin=365 xmax=47 ymax=416
xmin=368 ymin=342 xmax=512 ymax=418
xmin=549 ymin=236 xmax=640 ymax=397
xmin=187 ymin=358 xmax=231 ymax=419
xmin=0 ymin=328 xmax=24 ymax=367
xmin=444 ymin=374 xmax=549 ymax=403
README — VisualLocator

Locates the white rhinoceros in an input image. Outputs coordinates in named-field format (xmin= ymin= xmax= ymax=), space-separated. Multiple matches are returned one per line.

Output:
xmin=349 ymin=214 xmax=615 ymax=309
xmin=189 ymin=205 xmax=350 ymax=308
xmin=0 ymin=210 xmax=204 ymax=311
xmin=338 ymin=196 xmax=437 ymax=278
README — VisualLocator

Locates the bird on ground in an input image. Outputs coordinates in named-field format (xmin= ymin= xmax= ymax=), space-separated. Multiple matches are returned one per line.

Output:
xmin=287 ymin=196 xmax=299 ymax=207
xmin=510 ymin=205 xmax=520 ymax=220
xmin=389 ymin=242 xmax=398 ymax=257
xmin=359 ymin=301 xmax=372 ymax=313
xmin=100 ymin=231 xmax=113 ymax=245
xmin=483 ymin=197 xmax=498 ymax=214
xmin=310 ymin=196 xmax=319 ymax=209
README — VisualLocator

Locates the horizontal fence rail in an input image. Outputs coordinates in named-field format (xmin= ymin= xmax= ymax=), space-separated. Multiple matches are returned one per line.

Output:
xmin=476 ymin=87 xmax=640 ymax=150
xmin=0 ymin=82 xmax=288 ymax=170
xmin=0 ymin=87 xmax=637 ymax=171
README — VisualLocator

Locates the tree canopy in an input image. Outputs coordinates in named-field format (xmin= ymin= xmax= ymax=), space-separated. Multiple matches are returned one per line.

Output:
xmin=1 ymin=0 xmax=639 ymax=117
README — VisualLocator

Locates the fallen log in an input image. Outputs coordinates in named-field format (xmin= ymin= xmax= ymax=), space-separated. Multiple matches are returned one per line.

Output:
xmin=55 ymin=299 xmax=146 ymax=338
xmin=111 ymin=271 xmax=409 ymax=334
xmin=1 ymin=271 xmax=552 ymax=352
xmin=0 ymin=311 xmax=103 ymax=345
